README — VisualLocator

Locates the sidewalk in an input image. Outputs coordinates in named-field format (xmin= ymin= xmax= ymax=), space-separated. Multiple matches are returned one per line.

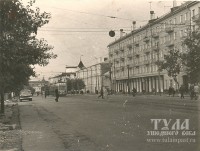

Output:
xmin=0 ymin=100 xmax=22 ymax=151
xmin=19 ymin=103 xmax=66 ymax=151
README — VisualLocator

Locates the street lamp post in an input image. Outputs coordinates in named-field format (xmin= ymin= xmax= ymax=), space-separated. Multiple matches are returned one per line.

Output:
xmin=157 ymin=42 xmax=161 ymax=96
xmin=127 ymin=65 xmax=130 ymax=94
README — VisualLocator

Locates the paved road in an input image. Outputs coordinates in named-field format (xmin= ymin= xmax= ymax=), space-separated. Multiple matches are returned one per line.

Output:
xmin=19 ymin=95 xmax=200 ymax=151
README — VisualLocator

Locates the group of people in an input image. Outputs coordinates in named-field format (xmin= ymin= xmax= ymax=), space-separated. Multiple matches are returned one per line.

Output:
xmin=169 ymin=83 xmax=199 ymax=100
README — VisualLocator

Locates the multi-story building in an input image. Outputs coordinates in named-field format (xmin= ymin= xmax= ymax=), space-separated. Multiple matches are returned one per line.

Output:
xmin=76 ymin=61 xmax=111 ymax=93
xmin=108 ymin=1 xmax=200 ymax=93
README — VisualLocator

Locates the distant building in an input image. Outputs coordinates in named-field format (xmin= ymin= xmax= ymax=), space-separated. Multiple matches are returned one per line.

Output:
xmin=48 ymin=66 xmax=79 ymax=94
xmin=29 ymin=78 xmax=49 ymax=93
xmin=76 ymin=61 xmax=111 ymax=93
xmin=108 ymin=1 xmax=200 ymax=93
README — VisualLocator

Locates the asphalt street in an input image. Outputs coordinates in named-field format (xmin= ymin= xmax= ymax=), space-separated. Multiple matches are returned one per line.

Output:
xmin=19 ymin=94 xmax=200 ymax=151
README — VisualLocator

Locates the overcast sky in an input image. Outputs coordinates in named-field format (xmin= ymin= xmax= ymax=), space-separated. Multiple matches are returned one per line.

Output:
xmin=25 ymin=0 xmax=185 ymax=81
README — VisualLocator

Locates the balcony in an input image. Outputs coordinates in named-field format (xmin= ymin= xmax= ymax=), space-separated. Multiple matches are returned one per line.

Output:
xmin=135 ymin=41 xmax=139 ymax=47
xmin=143 ymin=60 xmax=151 ymax=65
xmin=143 ymin=36 xmax=150 ymax=43
xmin=120 ymin=66 xmax=125 ymax=71
xmin=127 ymin=53 xmax=133 ymax=58
xmin=152 ymin=32 xmax=159 ymax=38
xmin=152 ymin=45 xmax=159 ymax=51
xmin=119 ymin=47 xmax=124 ymax=52
xmin=114 ymin=58 xmax=120 ymax=63
xmin=120 ymin=56 xmax=125 ymax=61
xmin=114 ymin=49 xmax=118 ymax=54
xmin=135 ymin=53 xmax=140 ymax=57
xmin=134 ymin=63 xmax=140 ymax=68
xmin=143 ymin=48 xmax=150 ymax=53
xmin=192 ymin=14 xmax=200 ymax=23
xmin=165 ymin=26 xmax=174 ymax=33
xmin=127 ymin=44 xmax=132 ymax=49
xmin=165 ymin=40 xmax=174 ymax=47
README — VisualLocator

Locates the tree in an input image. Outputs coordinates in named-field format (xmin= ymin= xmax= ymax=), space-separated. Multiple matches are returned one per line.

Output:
xmin=67 ymin=79 xmax=85 ymax=92
xmin=0 ymin=0 xmax=57 ymax=113
xmin=156 ymin=49 xmax=182 ymax=89
xmin=182 ymin=30 xmax=200 ymax=83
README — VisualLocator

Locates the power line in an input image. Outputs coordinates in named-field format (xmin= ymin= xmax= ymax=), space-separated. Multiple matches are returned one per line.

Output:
xmin=51 ymin=7 xmax=134 ymax=22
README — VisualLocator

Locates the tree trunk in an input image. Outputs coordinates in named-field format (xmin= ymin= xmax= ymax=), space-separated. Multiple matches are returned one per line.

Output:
xmin=0 ymin=90 xmax=5 ymax=114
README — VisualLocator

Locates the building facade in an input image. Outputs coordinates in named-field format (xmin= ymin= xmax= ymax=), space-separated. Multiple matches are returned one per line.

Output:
xmin=48 ymin=66 xmax=78 ymax=94
xmin=76 ymin=62 xmax=111 ymax=93
xmin=108 ymin=1 xmax=200 ymax=93
xmin=29 ymin=79 xmax=49 ymax=93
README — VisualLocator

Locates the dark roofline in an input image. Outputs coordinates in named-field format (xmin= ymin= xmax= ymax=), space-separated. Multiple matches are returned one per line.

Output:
xmin=107 ymin=1 xmax=199 ymax=47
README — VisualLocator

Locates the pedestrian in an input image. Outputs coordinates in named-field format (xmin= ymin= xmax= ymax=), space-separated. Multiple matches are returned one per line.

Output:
xmin=189 ymin=84 xmax=195 ymax=100
xmin=104 ymin=88 xmax=108 ymax=99
xmin=55 ymin=88 xmax=59 ymax=102
xmin=98 ymin=87 xmax=104 ymax=99
xmin=172 ymin=87 xmax=175 ymax=97
xmin=132 ymin=88 xmax=137 ymax=97
xmin=168 ymin=86 xmax=172 ymax=96
xmin=179 ymin=85 xmax=185 ymax=99
xmin=45 ymin=90 xmax=47 ymax=98
xmin=194 ymin=83 xmax=199 ymax=100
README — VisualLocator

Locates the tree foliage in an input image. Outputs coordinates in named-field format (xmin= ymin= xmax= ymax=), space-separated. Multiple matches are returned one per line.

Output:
xmin=182 ymin=30 xmax=200 ymax=83
xmin=0 ymin=0 xmax=57 ymax=113
xmin=67 ymin=79 xmax=85 ymax=92
xmin=156 ymin=49 xmax=182 ymax=87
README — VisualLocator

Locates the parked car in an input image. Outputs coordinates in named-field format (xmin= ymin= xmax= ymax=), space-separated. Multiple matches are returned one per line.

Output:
xmin=19 ymin=89 xmax=32 ymax=101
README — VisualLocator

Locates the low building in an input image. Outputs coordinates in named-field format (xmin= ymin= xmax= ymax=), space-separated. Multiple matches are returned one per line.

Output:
xmin=76 ymin=61 xmax=111 ymax=93
xmin=29 ymin=78 xmax=49 ymax=93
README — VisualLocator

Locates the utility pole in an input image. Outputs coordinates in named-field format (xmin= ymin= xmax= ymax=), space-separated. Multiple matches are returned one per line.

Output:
xmin=127 ymin=65 xmax=130 ymax=94
xmin=157 ymin=42 xmax=161 ymax=96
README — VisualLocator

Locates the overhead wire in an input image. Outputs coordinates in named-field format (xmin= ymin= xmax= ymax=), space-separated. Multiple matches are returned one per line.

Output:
xmin=51 ymin=7 xmax=134 ymax=22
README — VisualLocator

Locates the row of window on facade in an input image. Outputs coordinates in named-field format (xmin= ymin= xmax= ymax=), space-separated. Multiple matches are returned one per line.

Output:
xmin=110 ymin=28 xmax=190 ymax=55
xmin=112 ymin=64 xmax=159 ymax=77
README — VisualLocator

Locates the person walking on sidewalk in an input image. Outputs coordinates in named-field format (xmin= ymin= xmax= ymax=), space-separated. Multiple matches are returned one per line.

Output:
xmin=189 ymin=84 xmax=195 ymax=100
xmin=132 ymin=88 xmax=137 ymax=97
xmin=98 ymin=87 xmax=104 ymax=99
xmin=104 ymin=88 xmax=109 ymax=99
xmin=194 ymin=83 xmax=199 ymax=100
xmin=55 ymin=89 xmax=59 ymax=102
xmin=179 ymin=85 xmax=185 ymax=99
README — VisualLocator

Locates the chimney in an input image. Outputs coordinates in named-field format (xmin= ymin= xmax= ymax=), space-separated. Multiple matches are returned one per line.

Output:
xmin=150 ymin=11 xmax=155 ymax=20
xmin=173 ymin=0 xmax=177 ymax=7
xmin=132 ymin=21 xmax=136 ymax=30
xmin=120 ymin=29 xmax=124 ymax=37
xmin=104 ymin=57 xmax=108 ymax=62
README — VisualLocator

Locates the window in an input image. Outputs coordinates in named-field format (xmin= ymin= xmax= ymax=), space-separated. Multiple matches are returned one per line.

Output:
xmin=173 ymin=32 xmax=177 ymax=40
xmin=185 ymin=12 xmax=188 ymax=21
xmin=180 ymin=15 xmax=183 ymax=23
xmin=169 ymin=20 xmax=172 ymax=25
xmin=174 ymin=18 xmax=176 ymax=24
xmin=180 ymin=30 xmax=184 ymax=37
xmin=192 ymin=9 xmax=195 ymax=17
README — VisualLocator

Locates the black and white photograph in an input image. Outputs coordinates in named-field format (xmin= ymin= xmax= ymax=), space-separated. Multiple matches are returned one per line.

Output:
xmin=0 ymin=0 xmax=200 ymax=151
